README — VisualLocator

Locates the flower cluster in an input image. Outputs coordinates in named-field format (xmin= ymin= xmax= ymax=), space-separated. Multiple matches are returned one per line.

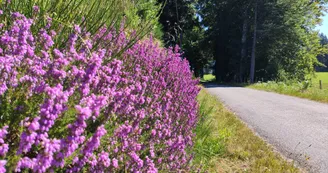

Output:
xmin=0 ymin=10 xmax=199 ymax=173
xmin=0 ymin=126 xmax=8 ymax=173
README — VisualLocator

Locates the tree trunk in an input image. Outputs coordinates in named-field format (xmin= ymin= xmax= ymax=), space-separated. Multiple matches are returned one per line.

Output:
xmin=239 ymin=7 xmax=248 ymax=82
xmin=250 ymin=0 xmax=257 ymax=83
xmin=175 ymin=0 xmax=183 ymax=46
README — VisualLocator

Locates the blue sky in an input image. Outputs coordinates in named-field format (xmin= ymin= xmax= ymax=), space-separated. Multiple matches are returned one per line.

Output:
xmin=317 ymin=12 xmax=328 ymax=36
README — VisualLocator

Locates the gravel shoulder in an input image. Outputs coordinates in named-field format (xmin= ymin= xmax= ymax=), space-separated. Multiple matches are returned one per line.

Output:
xmin=205 ymin=84 xmax=328 ymax=173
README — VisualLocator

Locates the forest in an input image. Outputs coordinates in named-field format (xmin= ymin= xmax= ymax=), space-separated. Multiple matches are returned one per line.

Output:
xmin=158 ymin=0 xmax=328 ymax=83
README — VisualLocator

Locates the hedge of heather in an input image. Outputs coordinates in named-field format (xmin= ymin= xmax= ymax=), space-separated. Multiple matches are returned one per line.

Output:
xmin=0 ymin=10 xmax=200 ymax=173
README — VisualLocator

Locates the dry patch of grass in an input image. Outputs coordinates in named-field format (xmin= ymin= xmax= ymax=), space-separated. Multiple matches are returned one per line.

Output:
xmin=192 ymin=89 xmax=299 ymax=172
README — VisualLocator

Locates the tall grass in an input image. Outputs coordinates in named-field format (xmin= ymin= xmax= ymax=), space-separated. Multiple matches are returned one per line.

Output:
xmin=1 ymin=0 xmax=162 ymax=49
xmin=192 ymin=90 xmax=227 ymax=170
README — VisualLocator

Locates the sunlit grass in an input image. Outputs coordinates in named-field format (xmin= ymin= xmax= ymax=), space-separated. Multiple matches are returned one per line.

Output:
xmin=312 ymin=72 xmax=328 ymax=89
xmin=192 ymin=89 xmax=299 ymax=172
xmin=200 ymin=74 xmax=216 ymax=82
xmin=312 ymin=72 xmax=328 ymax=82
xmin=249 ymin=73 xmax=328 ymax=103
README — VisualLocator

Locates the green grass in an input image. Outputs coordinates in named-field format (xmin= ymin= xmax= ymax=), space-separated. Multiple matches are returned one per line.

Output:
xmin=192 ymin=89 xmax=299 ymax=172
xmin=200 ymin=74 xmax=216 ymax=82
xmin=249 ymin=72 xmax=328 ymax=103
xmin=312 ymin=72 xmax=328 ymax=82
xmin=312 ymin=72 xmax=328 ymax=89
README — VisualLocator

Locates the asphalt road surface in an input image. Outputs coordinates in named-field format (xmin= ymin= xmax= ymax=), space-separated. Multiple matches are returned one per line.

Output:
xmin=205 ymin=84 xmax=328 ymax=173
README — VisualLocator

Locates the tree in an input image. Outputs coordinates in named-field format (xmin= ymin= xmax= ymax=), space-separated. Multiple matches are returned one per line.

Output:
xmin=157 ymin=0 xmax=212 ymax=77
xmin=158 ymin=0 xmax=328 ymax=81
xmin=250 ymin=0 xmax=258 ymax=83
xmin=240 ymin=3 xmax=249 ymax=82
xmin=157 ymin=0 xmax=195 ymax=47
xmin=316 ymin=33 xmax=328 ymax=72
xmin=197 ymin=0 xmax=328 ymax=82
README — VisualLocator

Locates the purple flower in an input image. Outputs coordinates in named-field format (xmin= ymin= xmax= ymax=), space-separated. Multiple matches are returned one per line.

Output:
xmin=0 ymin=160 xmax=6 ymax=173
xmin=0 ymin=126 xmax=9 ymax=156
xmin=0 ymin=10 xmax=199 ymax=173
xmin=74 ymin=25 xmax=81 ymax=34
xmin=15 ymin=157 xmax=35 ymax=172
xmin=112 ymin=158 xmax=119 ymax=168
xmin=33 ymin=6 xmax=39 ymax=13
xmin=98 ymin=151 xmax=111 ymax=167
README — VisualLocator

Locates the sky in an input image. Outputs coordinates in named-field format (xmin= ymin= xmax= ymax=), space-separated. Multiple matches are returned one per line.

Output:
xmin=317 ymin=12 xmax=328 ymax=36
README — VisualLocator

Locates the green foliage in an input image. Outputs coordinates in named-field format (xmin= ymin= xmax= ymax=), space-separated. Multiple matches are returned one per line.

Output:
xmin=183 ymin=25 xmax=213 ymax=77
xmin=196 ymin=0 xmax=328 ymax=82
xmin=1 ymin=0 xmax=162 ymax=47
xmin=157 ymin=0 xmax=212 ymax=77
xmin=122 ymin=0 xmax=163 ymax=39
xmin=276 ymin=0 xmax=327 ymax=80
xmin=157 ymin=0 xmax=328 ymax=81
xmin=316 ymin=34 xmax=328 ymax=72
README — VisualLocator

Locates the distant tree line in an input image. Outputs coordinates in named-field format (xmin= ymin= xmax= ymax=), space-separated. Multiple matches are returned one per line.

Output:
xmin=157 ymin=0 xmax=328 ymax=82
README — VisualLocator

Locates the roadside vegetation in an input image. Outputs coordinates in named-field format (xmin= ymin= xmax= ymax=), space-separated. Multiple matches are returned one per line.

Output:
xmin=249 ymin=72 xmax=328 ymax=103
xmin=202 ymin=73 xmax=328 ymax=103
xmin=0 ymin=0 xmax=326 ymax=172
xmin=193 ymin=89 xmax=299 ymax=172
xmin=0 ymin=1 xmax=199 ymax=172
xmin=312 ymin=72 xmax=328 ymax=88
xmin=200 ymin=74 xmax=216 ymax=82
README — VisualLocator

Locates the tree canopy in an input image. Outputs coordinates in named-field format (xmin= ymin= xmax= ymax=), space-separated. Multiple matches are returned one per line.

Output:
xmin=158 ymin=0 xmax=328 ymax=82
xmin=317 ymin=33 xmax=328 ymax=71
xmin=157 ymin=0 xmax=212 ymax=77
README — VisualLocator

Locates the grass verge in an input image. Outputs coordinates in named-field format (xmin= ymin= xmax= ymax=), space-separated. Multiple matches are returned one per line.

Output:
xmin=192 ymin=89 xmax=299 ymax=172
xmin=248 ymin=81 xmax=328 ymax=103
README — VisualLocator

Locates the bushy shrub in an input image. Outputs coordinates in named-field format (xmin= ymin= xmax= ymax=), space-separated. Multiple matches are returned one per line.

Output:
xmin=0 ymin=9 xmax=199 ymax=173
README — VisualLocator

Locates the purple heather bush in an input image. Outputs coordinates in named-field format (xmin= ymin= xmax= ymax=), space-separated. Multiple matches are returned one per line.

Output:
xmin=0 ymin=8 xmax=200 ymax=173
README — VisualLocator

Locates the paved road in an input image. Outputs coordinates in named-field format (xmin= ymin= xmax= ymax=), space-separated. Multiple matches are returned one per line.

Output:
xmin=205 ymin=84 xmax=328 ymax=173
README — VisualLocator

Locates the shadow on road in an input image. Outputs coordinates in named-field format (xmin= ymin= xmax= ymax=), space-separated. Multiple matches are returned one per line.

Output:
xmin=201 ymin=82 xmax=249 ymax=88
